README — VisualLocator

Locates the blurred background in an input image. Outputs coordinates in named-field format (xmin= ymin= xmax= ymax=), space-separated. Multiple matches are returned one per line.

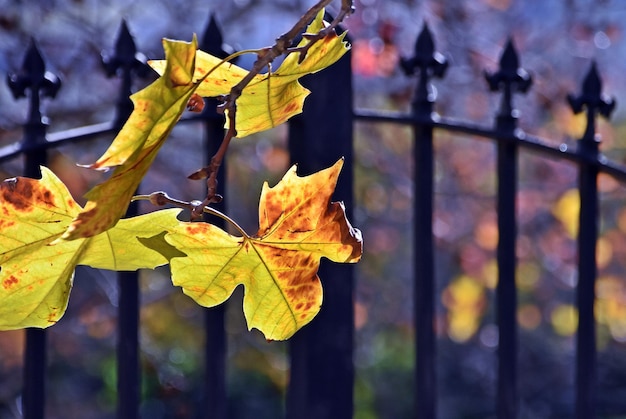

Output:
xmin=2 ymin=0 xmax=626 ymax=418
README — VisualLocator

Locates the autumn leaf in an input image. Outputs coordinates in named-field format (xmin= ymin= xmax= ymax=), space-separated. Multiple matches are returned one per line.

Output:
xmin=163 ymin=159 xmax=362 ymax=340
xmin=0 ymin=167 xmax=182 ymax=330
xmin=62 ymin=37 xmax=199 ymax=240
xmin=149 ymin=8 xmax=350 ymax=138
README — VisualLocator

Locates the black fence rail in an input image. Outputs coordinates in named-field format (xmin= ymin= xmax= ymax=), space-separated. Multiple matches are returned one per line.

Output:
xmin=1 ymin=11 xmax=626 ymax=419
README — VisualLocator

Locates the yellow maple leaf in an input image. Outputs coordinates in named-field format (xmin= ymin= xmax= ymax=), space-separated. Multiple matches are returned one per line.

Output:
xmin=0 ymin=167 xmax=182 ymax=330
xmin=164 ymin=159 xmax=362 ymax=340
xmin=149 ymin=8 xmax=350 ymax=138
xmin=62 ymin=37 xmax=199 ymax=240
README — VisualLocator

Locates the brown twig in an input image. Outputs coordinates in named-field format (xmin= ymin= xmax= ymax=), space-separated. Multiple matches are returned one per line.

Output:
xmin=219 ymin=0 xmax=337 ymax=113
xmin=132 ymin=191 xmax=248 ymax=236
xmin=197 ymin=0 xmax=354 ymax=207
xmin=290 ymin=0 xmax=355 ymax=63
xmin=190 ymin=106 xmax=237 ymax=219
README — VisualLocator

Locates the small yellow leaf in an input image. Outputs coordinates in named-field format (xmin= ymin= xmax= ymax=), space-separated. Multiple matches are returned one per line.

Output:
xmin=92 ymin=37 xmax=198 ymax=170
xmin=0 ymin=167 xmax=181 ymax=330
xmin=165 ymin=159 xmax=362 ymax=340
xmin=63 ymin=37 xmax=199 ymax=240
xmin=149 ymin=8 xmax=350 ymax=138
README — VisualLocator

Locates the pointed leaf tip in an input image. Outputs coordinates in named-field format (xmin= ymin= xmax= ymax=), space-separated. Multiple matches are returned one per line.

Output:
xmin=66 ymin=37 xmax=200 ymax=240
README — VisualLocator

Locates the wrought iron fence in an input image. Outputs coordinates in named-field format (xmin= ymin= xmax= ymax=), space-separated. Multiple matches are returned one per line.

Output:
xmin=1 ymin=11 xmax=626 ymax=419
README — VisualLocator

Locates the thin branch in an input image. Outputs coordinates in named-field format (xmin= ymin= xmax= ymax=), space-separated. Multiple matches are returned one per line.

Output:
xmin=131 ymin=191 xmax=248 ymax=237
xmin=197 ymin=0 xmax=354 ymax=206
xmin=289 ymin=0 xmax=355 ymax=63
xmin=190 ymin=108 xmax=237 ymax=219
xmin=220 ymin=0 xmax=352 ymax=113
xmin=202 ymin=205 xmax=248 ymax=238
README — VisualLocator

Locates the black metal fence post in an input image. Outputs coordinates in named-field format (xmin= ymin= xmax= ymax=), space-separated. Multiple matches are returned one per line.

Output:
xmin=102 ymin=20 xmax=149 ymax=130
xmin=199 ymin=15 xmax=232 ymax=419
xmin=285 ymin=32 xmax=354 ymax=419
xmin=485 ymin=38 xmax=531 ymax=419
xmin=568 ymin=62 xmax=615 ymax=419
xmin=401 ymin=23 xmax=447 ymax=419
xmin=7 ymin=39 xmax=61 ymax=419
xmin=102 ymin=20 xmax=150 ymax=419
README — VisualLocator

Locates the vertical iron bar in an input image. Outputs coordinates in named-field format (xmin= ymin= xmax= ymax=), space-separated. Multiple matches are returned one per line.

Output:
xmin=117 ymin=268 xmax=140 ymax=419
xmin=22 ymin=329 xmax=46 ymax=419
xmin=413 ymin=116 xmax=435 ymax=419
xmin=114 ymin=123 xmax=141 ymax=419
xmin=22 ymin=97 xmax=48 ymax=419
xmin=201 ymin=97 xmax=228 ymax=419
xmin=103 ymin=20 xmax=149 ymax=419
xmin=412 ymin=63 xmax=436 ymax=419
xmin=114 ymin=87 xmax=140 ymax=419
xmin=285 ymin=35 xmax=354 ymax=419
xmin=22 ymin=83 xmax=47 ymax=419
xmin=201 ymin=255 xmax=227 ymax=418
xmin=495 ymin=138 xmax=517 ymax=419
xmin=576 ymin=138 xmax=598 ymax=419
xmin=8 ymin=39 xmax=61 ymax=419
xmin=200 ymin=16 xmax=232 ymax=419
xmin=485 ymin=39 xmax=531 ymax=419
xmin=574 ymin=94 xmax=599 ymax=419
xmin=401 ymin=23 xmax=447 ymax=419
xmin=567 ymin=62 xmax=615 ymax=419
xmin=23 ymin=120 xmax=48 ymax=419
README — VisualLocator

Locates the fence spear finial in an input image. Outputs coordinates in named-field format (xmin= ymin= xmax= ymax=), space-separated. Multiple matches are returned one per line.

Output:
xmin=401 ymin=22 xmax=448 ymax=78
xmin=201 ymin=14 xmax=234 ymax=60
xmin=7 ymin=39 xmax=62 ymax=100
xmin=102 ymin=20 xmax=150 ymax=128
xmin=201 ymin=13 xmax=238 ymax=66
xmin=7 ymin=39 xmax=61 ymax=127
xmin=401 ymin=22 xmax=448 ymax=116
xmin=102 ymin=20 xmax=149 ymax=77
xmin=485 ymin=38 xmax=532 ymax=93
xmin=485 ymin=37 xmax=531 ymax=125
xmin=567 ymin=61 xmax=615 ymax=147
xmin=567 ymin=62 xmax=615 ymax=117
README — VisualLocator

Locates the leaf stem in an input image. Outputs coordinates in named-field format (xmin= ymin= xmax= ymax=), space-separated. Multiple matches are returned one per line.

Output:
xmin=132 ymin=191 xmax=249 ymax=237
xmin=196 ymin=48 xmax=266 ymax=85
xmin=201 ymin=205 xmax=248 ymax=238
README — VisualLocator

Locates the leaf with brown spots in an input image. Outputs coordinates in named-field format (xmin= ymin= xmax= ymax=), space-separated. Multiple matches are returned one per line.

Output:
xmin=0 ymin=167 xmax=182 ymax=330
xmin=62 ymin=37 xmax=199 ymax=240
xmin=149 ymin=8 xmax=350 ymax=138
xmin=164 ymin=159 xmax=362 ymax=340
